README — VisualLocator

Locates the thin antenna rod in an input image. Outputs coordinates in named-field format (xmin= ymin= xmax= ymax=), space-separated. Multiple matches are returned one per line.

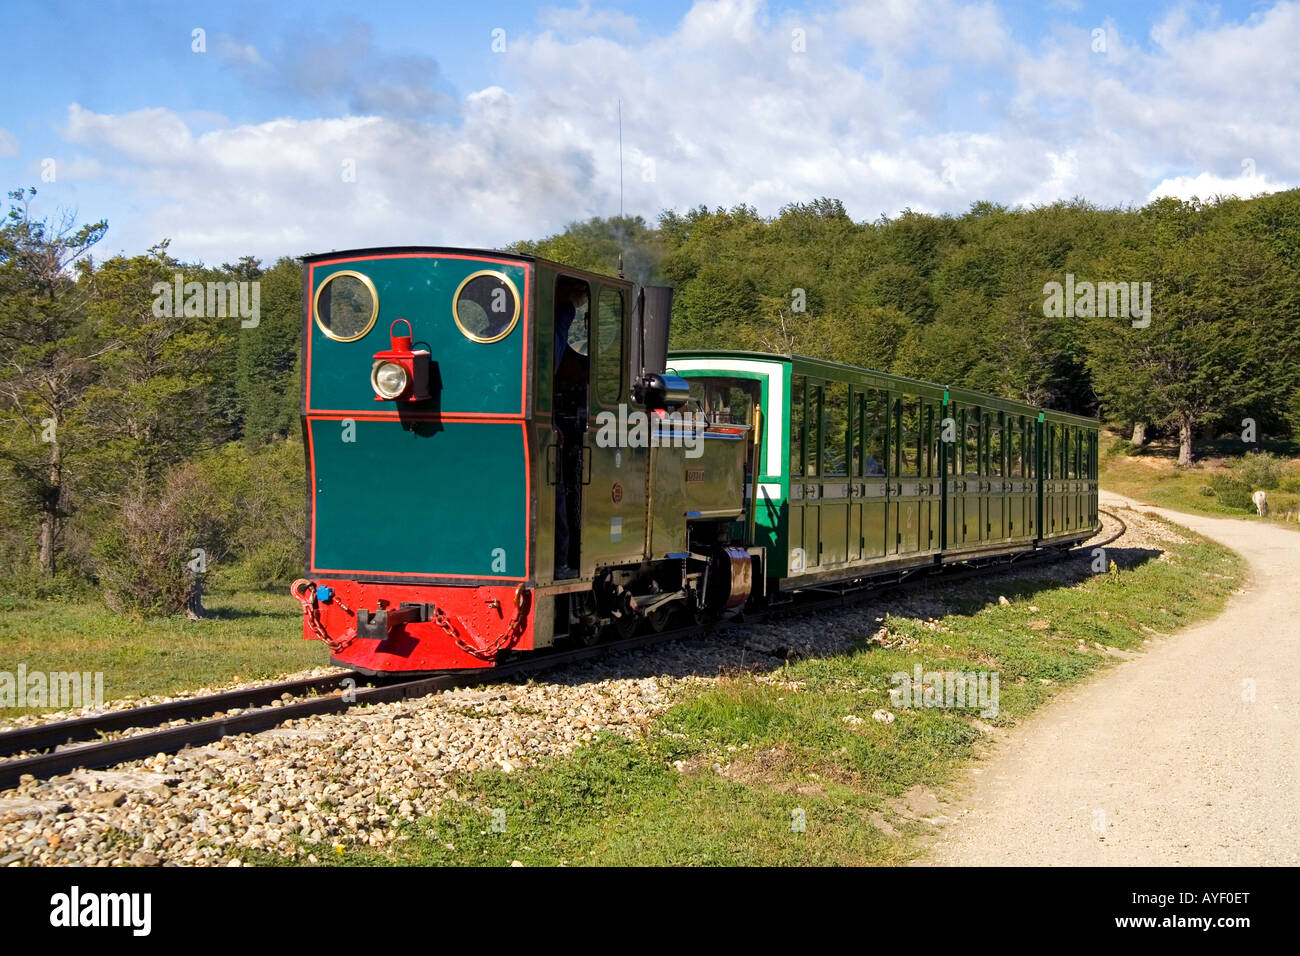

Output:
xmin=618 ymin=99 xmax=624 ymax=221
xmin=617 ymin=98 xmax=625 ymax=278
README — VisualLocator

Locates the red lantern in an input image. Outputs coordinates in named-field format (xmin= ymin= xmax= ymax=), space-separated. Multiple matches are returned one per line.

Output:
xmin=371 ymin=319 xmax=430 ymax=402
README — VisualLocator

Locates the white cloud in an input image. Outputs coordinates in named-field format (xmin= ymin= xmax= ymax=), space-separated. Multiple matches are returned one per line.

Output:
xmin=0 ymin=128 xmax=18 ymax=158
xmin=538 ymin=1 xmax=640 ymax=41
xmin=1147 ymin=169 xmax=1290 ymax=203
xmin=49 ymin=0 xmax=1300 ymax=263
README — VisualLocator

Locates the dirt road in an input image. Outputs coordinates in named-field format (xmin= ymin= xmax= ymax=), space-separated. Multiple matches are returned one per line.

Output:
xmin=923 ymin=492 xmax=1299 ymax=865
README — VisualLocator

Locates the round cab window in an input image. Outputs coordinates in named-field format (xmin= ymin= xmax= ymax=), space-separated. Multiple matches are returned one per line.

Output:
xmin=314 ymin=271 xmax=378 ymax=342
xmin=454 ymin=271 xmax=520 ymax=343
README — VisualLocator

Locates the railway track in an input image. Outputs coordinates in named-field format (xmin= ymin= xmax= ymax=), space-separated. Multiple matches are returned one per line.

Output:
xmin=0 ymin=509 xmax=1125 ymax=792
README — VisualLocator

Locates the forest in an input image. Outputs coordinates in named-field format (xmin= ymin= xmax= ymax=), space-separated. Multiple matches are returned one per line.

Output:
xmin=2 ymin=186 xmax=1298 ymax=615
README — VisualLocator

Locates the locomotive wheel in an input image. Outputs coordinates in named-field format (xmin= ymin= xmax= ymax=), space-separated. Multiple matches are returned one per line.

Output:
xmin=606 ymin=614 xmax=638 ymax=640
xmin=647 ymin=607 xmax=672 ymax=632
xmin=567 ymin=594 xmax=601 ymax=646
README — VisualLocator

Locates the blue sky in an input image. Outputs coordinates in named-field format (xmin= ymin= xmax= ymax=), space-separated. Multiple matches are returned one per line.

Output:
xmin=1 ymin=0 xmax=1295 ymax=263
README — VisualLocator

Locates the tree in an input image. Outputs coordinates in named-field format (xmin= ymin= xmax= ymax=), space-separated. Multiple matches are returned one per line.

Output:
xmin=1087 ymin=213 xmax=1293 ymax=465
xmin=78 ymin=246 xmax=227 ymax=493
xmin=237 ymin=257 xmax=301 ymax=443
xmin=0 ymin=188 xmax=106 ymax=575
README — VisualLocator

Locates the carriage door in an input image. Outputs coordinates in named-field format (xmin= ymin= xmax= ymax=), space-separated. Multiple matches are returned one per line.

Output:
xmin=894 ymin=396 xmax=922 ymax=554
xmin=953 ymin=406 xmax=983 ymax=548
xmin=852 ymin=386 xmax=888 ymax=560
xmin=987 ymin=411 xmax=1005 ymax=542
xmin=551 ymin=276 xmax=591 ymax=576
xmin=818 ymin=382 xmax=850 ymax=565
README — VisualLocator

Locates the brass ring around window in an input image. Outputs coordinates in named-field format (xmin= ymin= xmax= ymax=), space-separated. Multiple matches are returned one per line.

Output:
xmin=313 ymin=270 xmax=379 ymax=342
xmin=452 ymin=270 xmax=521 ymax=344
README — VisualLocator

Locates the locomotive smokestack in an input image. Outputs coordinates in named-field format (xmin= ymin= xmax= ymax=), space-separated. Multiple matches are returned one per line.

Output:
xmin=631 ymin=285 xmax=686 ymax=411
xmin=640 ymin=285 xmax=673 ymax=376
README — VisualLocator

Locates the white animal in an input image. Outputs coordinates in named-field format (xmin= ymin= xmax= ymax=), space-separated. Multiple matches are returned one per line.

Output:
xmin=1252 ymin=489 xmax=1268 ymax=516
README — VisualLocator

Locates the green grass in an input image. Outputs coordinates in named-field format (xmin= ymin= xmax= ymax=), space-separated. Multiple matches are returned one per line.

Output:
xmin=279 ymin=519 xmax=1243 ymax=867
xmin=0 ymin=589 xmax=329 ymax=717
xmin=1101 ymin=433 xmax=1300 ymax=526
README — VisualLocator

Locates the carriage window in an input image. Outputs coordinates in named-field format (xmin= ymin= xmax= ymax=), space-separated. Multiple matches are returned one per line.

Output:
xmin=965 ymin=407 xmax=981 ymax=476
xmin=698 ymin=378 xmax=755 ymax=424
xmin=855 ymin=389 xmax=887 ymax=476
xmin=807 ymin=385 xmax=822 ymax=477
xmin=1009 ymin=418 xmax=1023 ymax=477
xmin=988 ymin=413 xmax=1003 ymax=477
xmin=822 ymin=382 xmax=848 ymax=477
xmin=314 ymin=270 xmax=378 ymax=342
xmin=918 ymin=403 xmax=930 ymax=476
xmin=852 ymin=391 xmax=863 ymax=476
xmin=790 ymin=375 xmax=805 ymax=477
xmin=956 ymin=408 xmax=967 ymax=476
xmin=596 ymin=288 xmax=623 ymax=405
xmin=924 ymin=404 xmax=938 ymax=476
xmin=898 ymin=397 xmax=920 ymax=476
xmin=454 ymin=271 xmax=521 ymax=343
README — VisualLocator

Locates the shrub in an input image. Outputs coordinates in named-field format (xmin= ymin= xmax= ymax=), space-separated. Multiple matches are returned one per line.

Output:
xmin=213 ymin=540 xmax=302 ymax=592
xmin=0 ymin=569 xmax=95 ymax=611
xmin=1230 ymin=451 xmax=1286 ymax=490
xmin=202 ymin=438 xmax=305 ymax=589
xmin=1105 ymin=436 xmax=1138 ymax=458
xmin=1208 ymin=474 xmax=1253 ymax=512
xmin=92 ymin=463 xmax=228 ymax=616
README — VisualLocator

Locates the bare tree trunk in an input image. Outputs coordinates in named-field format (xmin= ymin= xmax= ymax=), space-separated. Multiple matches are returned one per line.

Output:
xmin=185 ymin=572 xmax=206 ymax=621
xmin=1177 ymin=417 xmax=1194 ymax=466
xmin=38 ymin=415 xmax=61 ymax=576
xmin=1130 ymin=421 xmax=1147 ymax=446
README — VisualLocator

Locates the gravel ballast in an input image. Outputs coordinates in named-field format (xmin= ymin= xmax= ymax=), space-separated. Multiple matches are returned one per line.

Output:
xmin=1 ymin=513 xmax=1166 ymax=866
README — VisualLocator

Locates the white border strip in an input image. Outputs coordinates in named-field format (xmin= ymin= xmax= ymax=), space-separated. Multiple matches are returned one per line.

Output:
xmin=669 ymin=358 xmax=784 ymax=477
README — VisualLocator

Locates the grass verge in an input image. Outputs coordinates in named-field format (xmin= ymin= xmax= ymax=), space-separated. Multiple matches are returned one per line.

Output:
xmin=292 ymin=518 xmax=1243 ymax=867
xmin=1101 ymin=432 xmax=1300 ymax=525
xmin=0 ymin=589 xmax=328 ymax=718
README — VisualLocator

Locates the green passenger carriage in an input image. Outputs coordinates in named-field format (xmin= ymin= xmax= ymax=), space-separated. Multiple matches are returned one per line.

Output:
xmin=671 ymin=352 xmax=1099 ymax=589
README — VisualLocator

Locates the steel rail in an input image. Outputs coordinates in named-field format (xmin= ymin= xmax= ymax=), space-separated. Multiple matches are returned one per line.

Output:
xmin=0 ymin=672 xmax=356 ymax=759
xmin=0 ymin=512 xmax=1125 ymax=791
